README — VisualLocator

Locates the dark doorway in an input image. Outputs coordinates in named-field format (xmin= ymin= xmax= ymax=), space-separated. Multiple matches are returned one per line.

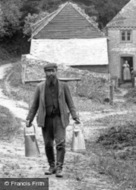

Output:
xmin=121 ymin=56 xmax=133 ymax=82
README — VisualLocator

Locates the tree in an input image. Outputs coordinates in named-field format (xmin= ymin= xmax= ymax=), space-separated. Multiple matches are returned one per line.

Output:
xmin=0 ymin=0 xmax=130 ymax=38
xmin=22 ymin=0 xmax=63 ymax=37
xmin=0 ymin=0 xmax=22 ymax=38
xmin=0 ymin=4 xmax=5 ymax=37
xmin=72 ymin=0 xmax=129 ymax=28
xmin=21 ymin=0 xmax=62 ymax=18
xmin=82 ymin=0 xmax=129 ymax=28
xmin=23 ymin=12 xmax=48 ymax=36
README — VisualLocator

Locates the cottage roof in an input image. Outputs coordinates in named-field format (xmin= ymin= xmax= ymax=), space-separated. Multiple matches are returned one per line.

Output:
xmin=31 ymin=2 xmax=104 ymax=39
xmin=106 ymin=0 xmax=136 ymax=28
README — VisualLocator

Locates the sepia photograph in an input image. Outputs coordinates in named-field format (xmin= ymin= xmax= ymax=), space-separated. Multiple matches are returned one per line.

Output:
xmin=0 ymin=0 xmax=135 ymax=189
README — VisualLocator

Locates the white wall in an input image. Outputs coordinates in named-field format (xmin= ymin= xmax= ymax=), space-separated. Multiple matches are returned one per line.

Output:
xmin=108 ymin=29 xmax=136 ymax=77
xmin=30 ymin=38 xmax=108 ymax=66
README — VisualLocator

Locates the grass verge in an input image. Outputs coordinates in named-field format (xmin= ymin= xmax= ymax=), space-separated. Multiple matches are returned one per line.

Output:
xmin=124 ymin=87 xmax=136 ymax=103
xmin=0 ymin=105 xmax=21 ymax=141
xmin=90 ymin=112 xmax=136 ymax=189
xmin=4 ymin=61 xmax=35 ymax=104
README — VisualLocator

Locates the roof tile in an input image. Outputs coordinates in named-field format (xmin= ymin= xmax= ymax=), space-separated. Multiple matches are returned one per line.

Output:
xmin=31 ymin=2 xmax=104 ymax=39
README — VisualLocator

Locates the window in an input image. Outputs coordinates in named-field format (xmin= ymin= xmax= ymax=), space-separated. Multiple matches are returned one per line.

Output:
xmin=121 ymin=30 xmax=132 ymax=42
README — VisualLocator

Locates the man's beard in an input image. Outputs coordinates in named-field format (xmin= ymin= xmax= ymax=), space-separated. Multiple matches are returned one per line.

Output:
xmin=46 ymin=75 xmax=56 ymax=86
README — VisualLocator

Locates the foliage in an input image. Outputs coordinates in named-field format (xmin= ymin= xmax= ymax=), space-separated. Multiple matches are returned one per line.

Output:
xmin=92 ymin=151 xmax=136 ymax=189
xmin=38 ymin=0 xmax=63 ymax=12
xmin=0 ymin=105 xmax=19 ymax=141
xmin=0 ymin=0 xmax=130 ymax=38
xmin=22 ymin=0 xmax=130 ymax=37
xmin=0 ymin=0 xmax=22 ymax=37
xmin=22 ymin=0 xmax=64 ymax=36
xmin=74 ymin=0 xmax=129 ymax=28
xmin=90 ymin=112 xmax=136 ymax=189
xmin=23 ymin=12 xmax=48 ymax=36
xmin=21 ymin=0 xmax=62 ymax=18
xmin=23 ymin=13 xmax=39 ymax=36
xmin=0 ymin=46 xmax=11 ymax=61
xmin=124 ymin=88 xmax=136 ymax=103
xmin=96 ymin=112 xmax=136 ymax=158
xmin=97 ymin=123 xmax=136 ymax=150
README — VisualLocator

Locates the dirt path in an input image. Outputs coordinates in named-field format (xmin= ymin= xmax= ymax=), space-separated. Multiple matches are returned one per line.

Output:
xmin=0 ymin=63 xmax=130 ymax=190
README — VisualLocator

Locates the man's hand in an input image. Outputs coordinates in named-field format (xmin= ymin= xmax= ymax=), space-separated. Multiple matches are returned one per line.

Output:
xmin=74 ymin=118 xmax=80 ymax=124
xmin=26 ymin=120 xmax=32 ymax=127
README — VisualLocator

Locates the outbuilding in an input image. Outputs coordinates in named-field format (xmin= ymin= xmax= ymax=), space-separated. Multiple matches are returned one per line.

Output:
xmin=29 ymin=2 xmax=109 ymax=73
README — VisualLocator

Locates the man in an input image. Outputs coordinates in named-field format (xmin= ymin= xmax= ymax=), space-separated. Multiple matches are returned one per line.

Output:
xmin=26 ymin=63 xmax=80 ymax=177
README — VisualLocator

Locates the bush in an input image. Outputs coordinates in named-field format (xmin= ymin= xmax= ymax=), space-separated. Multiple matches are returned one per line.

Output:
xmin=0 ymin=46 xmax=11 ymax=61
xmin=97 ymin=124 xmax=136 ymax=150
xmin=0 ymin=105 xmax=19 ymax=141
xmin=93 ymin=113 xmax=136 ymax=189
xmin=124 ymin=88 xmax=136 ymax=103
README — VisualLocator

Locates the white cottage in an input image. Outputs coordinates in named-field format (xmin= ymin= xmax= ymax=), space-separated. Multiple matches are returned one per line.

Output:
xmin=106 ymin=0 xmax=136 ymax=82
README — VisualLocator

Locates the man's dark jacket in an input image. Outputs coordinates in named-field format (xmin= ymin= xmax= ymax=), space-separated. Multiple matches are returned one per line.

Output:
xmin=26 ymin=80 xmax=78 ymax=128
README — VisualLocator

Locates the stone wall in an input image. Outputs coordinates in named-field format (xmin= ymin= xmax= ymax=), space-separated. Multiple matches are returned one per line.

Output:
xmin=71 ymin=65 xmax=109 ymax=73
xmin=21 ymin=54 xmax=110 ymax=102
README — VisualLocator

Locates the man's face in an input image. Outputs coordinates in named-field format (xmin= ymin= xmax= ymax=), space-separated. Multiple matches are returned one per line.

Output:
xmin=45 ymin=68 xmax=57 ymax=84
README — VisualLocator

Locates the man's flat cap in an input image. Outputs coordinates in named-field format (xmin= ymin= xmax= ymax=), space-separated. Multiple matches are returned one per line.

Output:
xmin=44 ymin=63 xmax=57 ymax=71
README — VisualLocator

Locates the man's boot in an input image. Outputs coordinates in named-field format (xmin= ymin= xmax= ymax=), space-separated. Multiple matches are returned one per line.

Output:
xmin=56 ymin=162 xmax=63 ymax=177
xmin=45 ymin=146 xmax=56 ymax=175
xmin=45 ymin=162 xmax=56 ymax=175
xmin=56 ymin=143 xmax=65 ymax=178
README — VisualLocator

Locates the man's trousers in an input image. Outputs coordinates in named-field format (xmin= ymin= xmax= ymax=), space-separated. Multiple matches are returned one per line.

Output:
xmin=42 ymin=115 xmax=66 ymax=168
